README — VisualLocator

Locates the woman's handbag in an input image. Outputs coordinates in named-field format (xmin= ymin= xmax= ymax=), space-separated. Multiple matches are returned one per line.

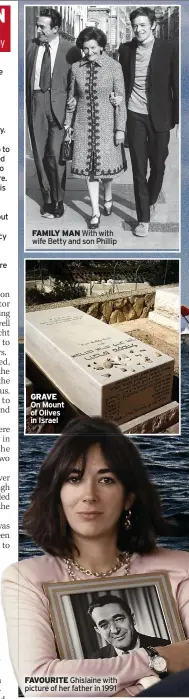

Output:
xmin=60 ymin=128 xmax=74 ymax=162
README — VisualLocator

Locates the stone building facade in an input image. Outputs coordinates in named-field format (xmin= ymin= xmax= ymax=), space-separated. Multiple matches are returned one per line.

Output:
xmin=25 ymin=5 xmax=179 ymax=44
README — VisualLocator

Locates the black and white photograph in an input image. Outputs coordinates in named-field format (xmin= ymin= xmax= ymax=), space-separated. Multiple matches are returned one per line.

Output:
xmin=44 ymin=573 xmax=185 ymax=660
xmin=25 ymin=4 xmax=180 ymax=252
xmin=25 ymin=259 xmax=180 ymax=436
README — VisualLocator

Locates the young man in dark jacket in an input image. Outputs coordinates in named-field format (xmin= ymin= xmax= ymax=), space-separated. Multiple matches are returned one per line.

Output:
xmin=119 ymin=6 xmax=179 ymax=237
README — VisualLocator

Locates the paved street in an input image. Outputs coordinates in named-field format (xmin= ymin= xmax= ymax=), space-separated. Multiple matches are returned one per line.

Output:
xmin=26 ymin=130 xmax=179 ymax=252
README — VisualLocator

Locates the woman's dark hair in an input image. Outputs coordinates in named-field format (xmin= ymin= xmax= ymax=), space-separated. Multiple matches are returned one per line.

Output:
xmin=76 ymin=27 xmax=107 ymax=50
xmin=130 ymin=7 xmax=156 ymax=27
xmin=23 ymin=416 xmax=166 ymax=558
xmin=39 ymin=8 xmax=62 ymax=30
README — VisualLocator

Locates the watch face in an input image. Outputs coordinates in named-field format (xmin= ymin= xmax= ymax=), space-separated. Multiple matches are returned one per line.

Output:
xmin=153 ymin=655 xmax=167 ymax=674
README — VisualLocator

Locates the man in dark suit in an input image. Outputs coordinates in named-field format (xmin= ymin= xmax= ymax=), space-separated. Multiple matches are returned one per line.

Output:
xmin=26 ymin=8 xmax=78 ymax=219
xmin=118 ymin=6 xmax=179 ymax=237
xmin=88 ymin=594 xmax=169 ymax=658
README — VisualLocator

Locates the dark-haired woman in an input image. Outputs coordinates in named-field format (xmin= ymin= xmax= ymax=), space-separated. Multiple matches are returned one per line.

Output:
xmin=2 ymin=417 xmax=189 ymax=697
xmin=64 ymin=27 xmax=127 ymax=229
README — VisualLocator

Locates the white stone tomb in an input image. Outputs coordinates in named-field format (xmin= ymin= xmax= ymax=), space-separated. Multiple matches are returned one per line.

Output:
xmin=149 ymin=285 xmax=179 ymax=331
xmin=26 ymin=306 xmax=175 ymax=424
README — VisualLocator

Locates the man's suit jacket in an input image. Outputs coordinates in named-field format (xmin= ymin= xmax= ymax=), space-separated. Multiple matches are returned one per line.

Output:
xmin=92 ymin=633 xmax=169 ymax=658
xmin=119 ymin=38 xmax=179 ymax=132
xmin=26 ymin=36 xmax=80 ymax=129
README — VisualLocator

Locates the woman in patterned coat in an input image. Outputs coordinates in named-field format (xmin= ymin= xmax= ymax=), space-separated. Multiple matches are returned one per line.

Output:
xmin=64 ymin=27 xmax=127 ymax=229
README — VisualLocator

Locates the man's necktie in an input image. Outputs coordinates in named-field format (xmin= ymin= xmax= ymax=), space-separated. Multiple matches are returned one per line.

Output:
xmin=39 ymin=44 xmax=51 ymax=92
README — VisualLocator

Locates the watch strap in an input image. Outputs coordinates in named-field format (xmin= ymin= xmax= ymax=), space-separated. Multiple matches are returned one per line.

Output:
xmin=146 ymin=646 xmax=157 ymax=658
xmin=146 ymin=646 xmax=168 ymax=679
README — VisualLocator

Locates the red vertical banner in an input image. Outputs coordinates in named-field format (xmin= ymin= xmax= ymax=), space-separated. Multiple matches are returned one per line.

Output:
xmin=0 ymin=5 xmax=11 ymax=52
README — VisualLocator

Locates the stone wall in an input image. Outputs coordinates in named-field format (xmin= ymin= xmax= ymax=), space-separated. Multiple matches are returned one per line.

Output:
xmin=27 ymin=289 xmax=155 ymax=323
xmin=83 ymin=292 xmax=155 ymax=323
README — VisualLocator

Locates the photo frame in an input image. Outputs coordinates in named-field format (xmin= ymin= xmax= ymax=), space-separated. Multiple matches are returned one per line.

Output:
xmin=43 ymin=572 xmax=185 ymax=660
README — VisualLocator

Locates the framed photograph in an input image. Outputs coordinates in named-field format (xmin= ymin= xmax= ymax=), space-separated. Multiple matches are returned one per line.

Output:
xmin=25 ymin=5 xmax=180 ymax=254
xmin=43 ymin=572 xmax=185 ymax=660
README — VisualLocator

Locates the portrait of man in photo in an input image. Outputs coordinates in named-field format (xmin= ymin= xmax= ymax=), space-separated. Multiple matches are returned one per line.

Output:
xmin=88 ymin=594 xmax=169 ymax=658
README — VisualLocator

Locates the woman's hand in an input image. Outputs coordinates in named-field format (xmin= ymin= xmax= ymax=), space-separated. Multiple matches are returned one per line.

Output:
xmin=115 ymin=130 xmax=124 ymax=145
xmin=154 ymin=640 xmax=189 ymax=674
xmin=67 ymin=97 xmax=77 ymax=112
xmin=109 ymin=93 xmax=123 ymax=108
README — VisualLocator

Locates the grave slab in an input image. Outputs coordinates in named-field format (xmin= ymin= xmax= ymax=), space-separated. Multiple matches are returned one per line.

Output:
xmin=149 ymin=285 xmax=179 ymax=331
xmin=26 ymin=306 xmax=175 ymax=425
xmin=120 ymin=401 xmax=179 ymax=434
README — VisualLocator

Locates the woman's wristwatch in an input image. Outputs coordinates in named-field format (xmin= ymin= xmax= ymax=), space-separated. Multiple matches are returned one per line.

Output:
xmin=145 ymin=647 xmax=168 ymax=678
